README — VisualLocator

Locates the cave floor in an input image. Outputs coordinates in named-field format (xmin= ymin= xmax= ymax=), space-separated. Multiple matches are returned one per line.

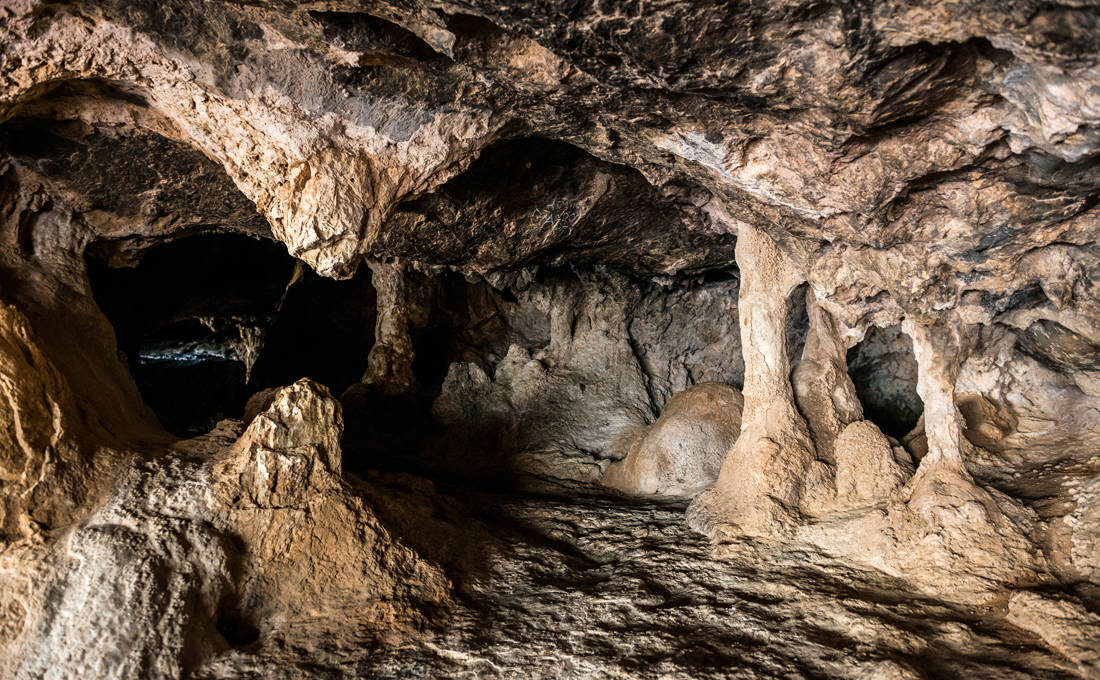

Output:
xmin=196 ymin=472 xmax=1080 ymax=680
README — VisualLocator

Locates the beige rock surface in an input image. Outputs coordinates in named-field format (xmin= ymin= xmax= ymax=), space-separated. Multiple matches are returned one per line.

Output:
xmin=0 ymin=300 xmax=84 ymax=537
xmin=602 ymin=382 xmax=743 ymax=499
xmin=0 ymin=379 xmax=449 ymax=679
xmin=211 ymin=379 xmax=450 ymax=643
xmin=687 ymin=223 xmax=821 ymax=537
xmin=0 ymin=2 xmax=499 ymax=278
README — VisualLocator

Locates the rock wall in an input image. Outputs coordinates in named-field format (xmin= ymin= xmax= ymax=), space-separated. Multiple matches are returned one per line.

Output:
xmin=1 ymin=380 xmax=448 ymax=679
xmin=428 ymin=269 xmax=745 ymax=483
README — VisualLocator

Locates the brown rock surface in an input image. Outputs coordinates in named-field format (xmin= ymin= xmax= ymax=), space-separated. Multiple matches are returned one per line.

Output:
xmin=1 ymin=380 xmax=447 ymax=679
xmin=0 ymin=0 xmax=1098 ymax=676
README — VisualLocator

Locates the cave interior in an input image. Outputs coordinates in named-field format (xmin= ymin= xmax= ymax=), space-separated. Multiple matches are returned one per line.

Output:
xmin=1 ymin=2 xmax=1099 ymax=679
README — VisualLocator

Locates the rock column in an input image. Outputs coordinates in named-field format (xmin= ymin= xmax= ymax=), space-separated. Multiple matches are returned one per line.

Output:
xmin=363 ymin=260 xmax=418 ymax=396
xmin=902 ymin=317 xmax=974 ymax=486
xmin=687 ymin=224 xmax=817 ymax=539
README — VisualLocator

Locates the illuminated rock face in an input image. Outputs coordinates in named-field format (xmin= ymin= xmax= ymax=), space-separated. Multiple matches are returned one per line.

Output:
xmin=0 ymin=1 xmax=1099 ymax=677
xmin=602 ymin=382 xmax=744 ymax=499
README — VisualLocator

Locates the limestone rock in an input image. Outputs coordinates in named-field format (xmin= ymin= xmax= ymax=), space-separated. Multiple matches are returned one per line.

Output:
xmin=602 ymin=382 xmax=743 ymax=499
xmin=362 ymin=260 xmax=418 ymax=396
xmin=1007 ymin=591 xmax=1100 ymax=678
xmin=832 ymin=420 xmax=912 ymax=511
xmin=687 ymin=223 xmax=820 ymax=538
xmin=211 ymin=379 xmax=450 ymax=643
xmin=0 ymin=300 xmax=114 ymax=540
xmin=428 ymin=271 xmax=745 ymax=483
xmin=1 ymin=380 xmax=449 ymax=677
xmin=215 ymin=378 xmax=342 ymax=507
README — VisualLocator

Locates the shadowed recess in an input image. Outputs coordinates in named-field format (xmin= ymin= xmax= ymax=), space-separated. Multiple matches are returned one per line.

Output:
xmin=86 ymin=234 xmax=376 ymax=436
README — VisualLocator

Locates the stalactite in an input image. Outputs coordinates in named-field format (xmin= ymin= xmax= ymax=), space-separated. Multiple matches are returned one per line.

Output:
xmin=235 ymin=324 xmax=264 ymax=384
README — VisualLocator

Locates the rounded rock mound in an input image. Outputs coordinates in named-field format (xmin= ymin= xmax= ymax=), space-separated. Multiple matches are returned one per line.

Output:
xmin=602 ymin=382 xmax=743 ymax=499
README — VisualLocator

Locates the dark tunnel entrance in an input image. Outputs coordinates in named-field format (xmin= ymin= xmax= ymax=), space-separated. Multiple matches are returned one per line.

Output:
xmin=86 ymin=234 xmax=376 ymax=437
xmin=846 ymin=324 xmax=924 ymax=440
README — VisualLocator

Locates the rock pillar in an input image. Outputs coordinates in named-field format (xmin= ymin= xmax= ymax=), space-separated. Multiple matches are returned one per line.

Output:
xmin=687 ymin=224 xmax=817 ymax=539
xmin=363 ymin=260 xmax=418 ymax=396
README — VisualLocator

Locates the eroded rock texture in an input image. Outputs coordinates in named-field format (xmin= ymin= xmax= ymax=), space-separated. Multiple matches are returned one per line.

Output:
xmin=0 ymin=0 xmax=1099 ymax=677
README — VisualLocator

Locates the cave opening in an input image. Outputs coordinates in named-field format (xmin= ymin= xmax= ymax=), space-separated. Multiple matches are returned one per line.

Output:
xmin=85 ymin=233 xmax=376 ymax=437
xmin=846 ymin=324 xmax=924 ymax=440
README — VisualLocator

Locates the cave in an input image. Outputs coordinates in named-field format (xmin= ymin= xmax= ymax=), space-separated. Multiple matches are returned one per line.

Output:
xmin=2 ymin=3 xmax=1100 ymax=679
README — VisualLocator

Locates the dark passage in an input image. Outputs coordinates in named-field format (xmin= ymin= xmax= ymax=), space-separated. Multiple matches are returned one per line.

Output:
xmin=785 ymin=284 xmax=810 ymax=363
xmin=341 ymin=269 xmax=529 ymax=476
xmin=86 ymin=233 xmax=376 ymax=437
xmin=846 ymin=325 xmax=923 ymax=440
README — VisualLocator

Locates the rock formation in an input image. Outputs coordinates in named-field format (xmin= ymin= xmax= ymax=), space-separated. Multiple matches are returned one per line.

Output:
xmin=603 ymin=381 xmax=743 ymax=498
xmin=0 ymin=0 xmax=1098 ymax=677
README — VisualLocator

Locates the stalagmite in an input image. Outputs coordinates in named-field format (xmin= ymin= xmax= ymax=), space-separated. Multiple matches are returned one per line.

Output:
xmin=601 ymin=382 xmax=743 ymax=499
xmin=796 ymin=315 xmax=1048 ymax=598
xmin=791 ymin=289 xmax=863 ymax=465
